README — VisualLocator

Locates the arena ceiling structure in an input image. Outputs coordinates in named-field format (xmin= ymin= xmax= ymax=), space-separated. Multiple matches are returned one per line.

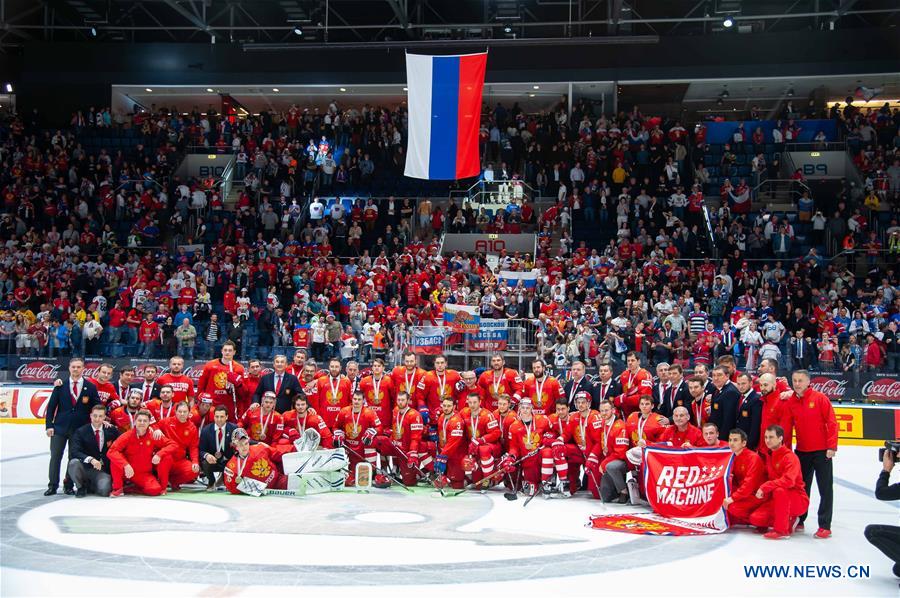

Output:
xmin=1 ymin=0 xmax=899 ymax=48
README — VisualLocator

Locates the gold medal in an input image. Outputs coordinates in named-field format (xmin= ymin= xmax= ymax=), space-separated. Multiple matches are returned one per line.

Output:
xmin=236 ymin=476 xmax=243 ymax=484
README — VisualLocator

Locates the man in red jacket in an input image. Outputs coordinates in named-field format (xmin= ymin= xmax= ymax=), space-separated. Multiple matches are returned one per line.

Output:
xmin=723 ymin=428 xmax=765 ymax=525
xmin=107 ymin=409 xmax=179 ymax=496
xmin=586 ymin=401 xmax=629 ymax=502
xmin=477 ymin=353 xmax=523 ymax=410
xmin=749 ymin=424 xmax=810 ymax=539
xmin=615 ymin=351 xmax=652 ymax=418
xmin=157 ymin=401 xmax=200 ymax=490
xmin=223 ymin=428 xmax=287 ymax=495
xmin=375 ymin=390 xmax=428 ymax=486
xmin=787 ymin=370 xmax=838 ymax=539
xmin=436 ymin=396 xmax=466 ymax=489
xmin=156 ymin=356 xmax=195 ymax=405
xmin=196 ymin=340 xmax=245 ymax=421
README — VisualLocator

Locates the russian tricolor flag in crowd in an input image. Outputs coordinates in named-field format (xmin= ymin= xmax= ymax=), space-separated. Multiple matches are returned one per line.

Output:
xmin=498 ymin=270 xmax=538 ymax=289
xmin=405 ymin=52 xmax=487 ymax=180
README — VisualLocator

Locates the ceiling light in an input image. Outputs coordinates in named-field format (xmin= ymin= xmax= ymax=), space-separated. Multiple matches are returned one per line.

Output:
xmin=272 ymin=88 xmax=280 ymax=92
xmin=4 ymin=83 xmax=12 ymax=93
xmin=533 ymin=85 xmax=540 ymax=90
xmin=528 ymin=93 xmax=536 ymax=97
xmin=339 ymin=87 xmax=347 ymax=92
xmin=723 ymin=16 xmax=734 ymax=28
xmin=90 ymin=27 xmax=97 ymax=37
xmin=145 ymin=88 xmax=153 ymax=92
xmin=721 ymin=89 xmax=729 ymax=98
xmin=503 ymin=25 xmax=512 ymax=33
xmin=403 ymin=87 xmax=408 ymax=91
xmin=293 ymin=27 xmax=303 ymax=36
xmin=206 ymin=88 xmax=214 ymax=92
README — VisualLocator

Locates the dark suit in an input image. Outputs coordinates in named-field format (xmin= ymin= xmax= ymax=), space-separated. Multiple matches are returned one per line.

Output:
xmin=565 ymin=376 xmax=601 ymax=411
xmin=252 ymin=371 xmax=304 ymax=413
xmin=130 ymin=380 xmax=161 ymax=403
xmin=67 ymin=423 xmax=120 ymax=495
xmin=45 ymin=377 xmax=101 ymax=490
xmin=658 ymin=379 xmax=692 ymax=420
xmin=593 ymin=378 xmax=622 ymax=410
xmin=734 ymin=390 xmax=764 ymax=450
xmin=709 ymin=381 xmax=741 ymax=441
xmin=199 ymin=422 xmax=238 ymax=486
xmin=790 ymin=338 xmax=813 ymax=370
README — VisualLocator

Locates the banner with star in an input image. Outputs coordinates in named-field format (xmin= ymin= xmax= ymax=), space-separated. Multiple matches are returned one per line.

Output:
xmin=588 ymin=446 xmax=734 ymax=536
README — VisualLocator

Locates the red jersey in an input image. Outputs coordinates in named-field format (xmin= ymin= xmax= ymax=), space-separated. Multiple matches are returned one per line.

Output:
xmin=238 ymin=404 xmax=285 ymax=445
xmin=759 ymin=390 xmax=793 ymax=453
xmin=507 ymin=415 xmax=551 ymax=459
xmin=334 ymin=406 xmax=382 ymax=443
xmin=453 ymin=382 xmax=488 ymax=412
xmin=196 ymin=358 xmax=245 ymax=418
xmin=547 ymin=413 xmax=571 ymax=441
xmin=223 ymin=444 xmax=281 ymax=494
xmin=493 ymin=408 xmax=518 ymax=451
xmin=437 ymin=412 xmax=466 ymax=457
xmin=155 ymin=373 xmax=195 ymax=404
xmin=759 ymin=444 xmax=806 ymax=494
xmin=282 ymin=408 xmax=333 ymax=447
xmin=109 ymin=406 xmax=148 ymax=433
xmin=417 ymin=369 xmax=461 ymax=417
xmin=787 ymin=388 xmax=838 ymax=452
xmin=157 ymin=416 xmax=200 ymax=465
xmin=521 ymin=374 xmax=564 ymax=416
xmin=459 ymin=407 xmax=501 ymax=446
xmin=568 ymin=409 xmax=601 ymax=452
xmin=730 ymin=448 xmax=765 ymax=501
xmin=359 ymin=374 xmax=396 ymax=427
xmin=390 ymin=366 xmax=426 ymax=405
xmin=189 ymin=406 xmax=215 ymax=434
xmin=625 ymin=411 xmax=668 ymax=446
xmin=588 ymin=416 xmax=629 ymax=470
xmin=237 ymin=373 xmax=262 ymax=416
xmin=108 ymin=428 xmax=179 ymax=474
xmin=657 ymin=424 xmax=704 ymax=447
xmin=88 ymin=378 xmax=119 ymax=407
xmin=390 ymin=406 xmax=424 ymax=453
xmin=615 ymin=368 xmax=653 ymax=417
xmin=144 ymin=399 xmax=177 ymax=423
xmin=315 ymin=375 xmax=352 ymax=429
xmin=477 ymin=368 xmax=524 ymax=410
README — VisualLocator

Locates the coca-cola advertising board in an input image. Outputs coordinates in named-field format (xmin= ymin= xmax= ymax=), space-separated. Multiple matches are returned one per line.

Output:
xmin=803 ymin=371 xmax=900 ymax=404
xmin=11 ymin=359 xmax=213 ymax=385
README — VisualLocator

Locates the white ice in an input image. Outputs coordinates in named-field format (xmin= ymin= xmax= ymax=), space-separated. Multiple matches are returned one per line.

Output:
xmin=2 ymin=422 xmax=898 ymax=597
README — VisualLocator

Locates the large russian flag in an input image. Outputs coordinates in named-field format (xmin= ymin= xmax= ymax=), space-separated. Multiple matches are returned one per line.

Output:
xmin=405 ymin=52 xmax=487 ymax=180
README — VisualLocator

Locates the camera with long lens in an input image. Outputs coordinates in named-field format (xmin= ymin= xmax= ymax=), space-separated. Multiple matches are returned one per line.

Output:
xmin=877 ymin=440 xmax=900 ymax=462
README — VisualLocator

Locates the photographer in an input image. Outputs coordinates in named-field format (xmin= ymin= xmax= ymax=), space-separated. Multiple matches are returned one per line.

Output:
xmin=864 ymin=443 xmax=900 ymax=577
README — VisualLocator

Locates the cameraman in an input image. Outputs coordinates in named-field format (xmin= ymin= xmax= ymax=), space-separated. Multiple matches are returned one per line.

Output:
xmin=864 ymin=444 xmax=900 ymax=577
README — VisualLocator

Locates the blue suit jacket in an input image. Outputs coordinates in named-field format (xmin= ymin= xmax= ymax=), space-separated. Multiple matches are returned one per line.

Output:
xmin=199 ymin=422 xmax=238 ymax=462
xmin=45 ymin=378 xmax=102 ymax=434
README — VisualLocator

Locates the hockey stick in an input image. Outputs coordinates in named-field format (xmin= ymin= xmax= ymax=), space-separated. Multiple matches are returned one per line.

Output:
xmin=503 ymin=472 xmax=518 ymax=501
xmin=447 ymin=448 xmax=540 ymax=498
xmin=522 ymin=482 xmax=540 ymax=507
xmin=343 ymin=443 xmax=414 ymax=493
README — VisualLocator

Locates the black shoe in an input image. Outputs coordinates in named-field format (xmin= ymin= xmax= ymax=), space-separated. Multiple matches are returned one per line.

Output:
xmin=75 ymin=488 xmax=87 ymax=498
xmin=63 ymin=487 xmax=76 ymax=496
xmin=616 ymin=492 xmax=629 ymax=504
xmin=43 ymin=487 xmax=57 ymax=496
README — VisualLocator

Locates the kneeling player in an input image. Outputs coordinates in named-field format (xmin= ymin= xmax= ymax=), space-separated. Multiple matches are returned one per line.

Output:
xmin=585 ymin=401 xmax=629 ymax=502
xmin=748 ymin=425 xmax=810 ymax=539
xmin=157 ymin=401 xmax=200 ymax=490
xmin=460 ymin=392 xmax=502 ymax=487
xmin=107 ymin=409 xmax=178 ymax=497
xmin=435 ymin=397 xmax=466 ymax=489
xmin=375 ymin=390 xmax=432 ymax=486
xmin=722 ymin=428 xmax=765 ymax=526
xmin=333 ymin=390 xmax=381 ymax=485
xmin=501 ymin=399 xmax=554 ymax=494
xmin=223 ymin=428 xmax=287 ymax=494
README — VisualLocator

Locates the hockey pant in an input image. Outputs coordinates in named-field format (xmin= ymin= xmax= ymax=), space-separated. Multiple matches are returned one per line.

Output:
xmin=470 ymin=442 xmax=501 ymax=484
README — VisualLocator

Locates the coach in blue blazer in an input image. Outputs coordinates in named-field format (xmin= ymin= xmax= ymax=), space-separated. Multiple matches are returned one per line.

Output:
xmin=44 ymin=358 xmax=101 ymax=495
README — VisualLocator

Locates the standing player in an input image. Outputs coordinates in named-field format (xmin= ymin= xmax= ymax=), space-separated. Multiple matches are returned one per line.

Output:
xmin=417 ymin=354 xmax=461 ymax=422
xmin=197 ymin=340 xmax=245 ymax=420
xmin=107 ymin=409 xmax=178 ymax=497
xmin=316 ymin=358 xmax=352 ymax=429
xmin=88 ymin=363 xmax=119 ymax=408
xmin=359 ymin=358 xmax=396 ymax=429
xmin=615 ymin=352 xmax=653 ymax=418
xmin=333 ymin=390 xmax=382 ymax=485
xmin=757 ymin=373 xmax=793 ymax=457
xmin=157 ymin=401 xmax=200 ymax=490
xmin=156 ymin=356 xmax=195 ymax=405
xmin=521 ymin=359 xmax=564 ymax=417
xmin=223 ymin=428 xmax=287 ymax=494
xmin=435 ymin=397 xmax=466 ymax=490
xmin=390 ymin=352 xmax=426 ymax=408
xmin=460 ymin=392 xmax=502 ymax=487
xmin=478 ymin=354 xmax=523 ymax=410
xmin=237 ymin=359 xmax=263 ymax=418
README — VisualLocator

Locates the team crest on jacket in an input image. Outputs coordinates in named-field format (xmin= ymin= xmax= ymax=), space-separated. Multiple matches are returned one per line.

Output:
xmin=214 ymin=372 xmax=228 ymax=389
xmin=184 ymin=430 xmax=189 ymax=436
xmin=525 ymin=431 xmax=539 ymax=450
xmin=250 ymin=459 xmax=270 ymax=478
xmin=326 ymin=391 xmax=340 ymax=405
xmin=808 ymin=402 xmax=814 ymax=408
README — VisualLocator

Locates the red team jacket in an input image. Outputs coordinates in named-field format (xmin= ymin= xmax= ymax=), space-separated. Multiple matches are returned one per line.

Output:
xmin=223 ymin=444 xmax=281 ymax=494
xmin=359 ymin=374 xmax=396 ymax=427
xmin=522 ymin=375 xmax=564 ymax=416
xmin=238 ymin=404 xmax=285 ymax=445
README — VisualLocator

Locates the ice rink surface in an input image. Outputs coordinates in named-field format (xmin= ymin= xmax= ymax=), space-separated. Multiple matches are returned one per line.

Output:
xmin=2 ymin=422 xmax=898 ymax=597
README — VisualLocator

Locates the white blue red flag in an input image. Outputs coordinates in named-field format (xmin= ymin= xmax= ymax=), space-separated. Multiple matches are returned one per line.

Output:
xmin=404 ymin=52 xmax=487 ymax=180
xmin=498 ymin=270 xmax=538 ymax=289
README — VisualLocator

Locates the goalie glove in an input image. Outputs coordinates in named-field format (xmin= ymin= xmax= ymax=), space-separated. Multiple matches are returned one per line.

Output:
xmin=332 ymin=430 xmax=345 ymax=448
xmin=362 ymin=427 xmax=377 ymax=446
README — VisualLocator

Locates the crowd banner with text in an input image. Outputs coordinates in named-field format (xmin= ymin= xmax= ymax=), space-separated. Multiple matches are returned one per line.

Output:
xmin=465 ymin=319 xmax=509 ymax=351
xmin=411 ymin=327 xmax=447 ymax=355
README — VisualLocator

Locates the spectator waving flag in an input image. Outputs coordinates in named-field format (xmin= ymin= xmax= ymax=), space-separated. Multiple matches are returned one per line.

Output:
xmin=405 ymin=52 xmax=487 ymax=180
xmin=498 ymin=270 xmax=538 ymax=289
